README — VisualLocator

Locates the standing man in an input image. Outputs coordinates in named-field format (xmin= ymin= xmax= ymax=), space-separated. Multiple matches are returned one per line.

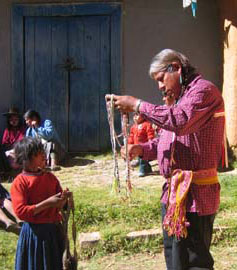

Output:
xmin=106 ymin=49 xmax=225 ymax=270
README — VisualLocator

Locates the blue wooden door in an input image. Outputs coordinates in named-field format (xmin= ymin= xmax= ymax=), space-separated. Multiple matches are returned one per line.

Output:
xmin=24 ymin=15 xmax=111 ymax=152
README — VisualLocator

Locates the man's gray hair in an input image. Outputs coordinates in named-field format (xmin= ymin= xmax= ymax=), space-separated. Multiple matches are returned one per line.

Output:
xmin=149 ymin=49 xmax=196 ymax=81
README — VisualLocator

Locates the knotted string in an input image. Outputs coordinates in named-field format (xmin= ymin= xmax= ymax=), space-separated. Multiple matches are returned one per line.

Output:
xmin=105 ymin=95 xmax=132 ymax=195
xmin=62 ymin=194 xmax=78 ymax=270
xmin=121 ymin=113 xmax=132 ymax=196
xmin=106 ymin=95 xmax=120 ymax=193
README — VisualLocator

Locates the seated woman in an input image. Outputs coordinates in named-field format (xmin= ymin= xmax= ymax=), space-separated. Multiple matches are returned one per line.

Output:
xmin=0 ymin=184 xmax=21 ymax=235
xmin=24 ymin=110 xmax=63 ymax=171
xmin=2 ymin=107 xmax=25 ymax=150
xmin=2 ymin=107 xmax=25 ymax=170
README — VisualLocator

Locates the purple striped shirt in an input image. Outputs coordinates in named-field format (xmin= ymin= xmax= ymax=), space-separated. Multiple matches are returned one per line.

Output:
xmin=139 ymin=75 xmax=224 ymax=215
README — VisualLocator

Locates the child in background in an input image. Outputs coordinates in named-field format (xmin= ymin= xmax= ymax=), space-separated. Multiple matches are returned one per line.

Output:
xmin=11 ymin=137 xmax=72 ymax=270
xmin=128 ymin=113 xmax=155 ymax=177
xmin=2 ymin=107 xmax=25 ymax=170
xmin=2 ymin=107 xmax=25 ymax=150
xmin=24 ymin=110 xmax=62 ymax=171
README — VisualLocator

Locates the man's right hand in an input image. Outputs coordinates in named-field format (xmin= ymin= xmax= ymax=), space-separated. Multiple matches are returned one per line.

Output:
xmin=120 ymin=144 xmax=143 ymax=161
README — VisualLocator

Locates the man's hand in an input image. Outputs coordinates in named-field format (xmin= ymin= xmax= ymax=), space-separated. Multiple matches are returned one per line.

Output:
xmin=163 ymin=93 xmax=175 ymax=106
xmin=120 ymin=144 xmax=143 ymax=161
xmin=105 ymin=94 xmax=138 ymax=113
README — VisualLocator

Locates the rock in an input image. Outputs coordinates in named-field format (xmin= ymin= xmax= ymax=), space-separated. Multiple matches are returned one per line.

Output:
xmin=126 ymin=228 xmax=162 ymax=240
xmin=79 ymin=231 xmax=101 ymax=248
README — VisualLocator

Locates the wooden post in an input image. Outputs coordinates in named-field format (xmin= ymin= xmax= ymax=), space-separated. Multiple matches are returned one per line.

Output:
xmin=219 ymin=0 xmax=237 ymax=147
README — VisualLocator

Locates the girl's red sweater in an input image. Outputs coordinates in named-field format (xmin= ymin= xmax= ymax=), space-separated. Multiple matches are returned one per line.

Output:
xmin=11 ymin=171 xmax=62 ymax=223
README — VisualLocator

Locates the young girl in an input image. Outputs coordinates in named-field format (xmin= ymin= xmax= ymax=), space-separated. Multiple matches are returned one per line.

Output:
xmin=11 ymin=137 xmax=71 ymax=270
xmin=24 ymin=109 xmax=63 ymax=171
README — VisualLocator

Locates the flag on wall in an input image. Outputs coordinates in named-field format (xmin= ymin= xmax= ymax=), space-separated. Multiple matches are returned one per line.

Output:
xmin=183 ymin=0 xmax=197 ymax=17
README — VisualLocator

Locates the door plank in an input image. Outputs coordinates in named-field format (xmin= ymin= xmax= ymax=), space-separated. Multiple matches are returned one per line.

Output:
xmin=99 ymin=16 xmax=111 ymax=150
xmin=51 ymin=18 xmax=68 ymax=150
xmin=25 ymin=17 xmax=36 ymax=112
xmin=34 ymin=17 xmax=52 ymax=117
xmin=69 ymin=16 xmax=101 ymax=151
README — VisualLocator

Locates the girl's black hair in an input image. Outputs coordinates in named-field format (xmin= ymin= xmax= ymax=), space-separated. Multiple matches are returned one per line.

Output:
xmin=24 ymin=110 xmax=41 ymax=123
xmin=14 ymin=137 xmax=45 ymax=167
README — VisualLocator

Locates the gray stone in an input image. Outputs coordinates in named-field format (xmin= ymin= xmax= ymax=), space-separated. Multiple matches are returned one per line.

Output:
xmin=79 ymin=231 xmax=101 ymax=248
xmin=126 ymin=228 xmax=162 ymax=240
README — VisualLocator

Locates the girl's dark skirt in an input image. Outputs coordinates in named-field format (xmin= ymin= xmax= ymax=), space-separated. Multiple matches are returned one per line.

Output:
xmin=15 ymin=222 xmax=64 ymax=270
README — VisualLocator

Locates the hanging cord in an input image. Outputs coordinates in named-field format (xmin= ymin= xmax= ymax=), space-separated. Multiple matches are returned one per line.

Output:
xmin=106 ymin=95 xmax=120 ymax=193
xmin=105 ymin=95 xmax=132 ymax=195
xmin=121 ymin=113 xmax=132 ymax=195
xmin=62 ymin=194 xmax=78 ymax=270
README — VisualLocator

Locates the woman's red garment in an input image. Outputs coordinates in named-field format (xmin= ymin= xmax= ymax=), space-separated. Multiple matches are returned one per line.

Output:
xmin=2 ymin=127 xmax=25 ymax=147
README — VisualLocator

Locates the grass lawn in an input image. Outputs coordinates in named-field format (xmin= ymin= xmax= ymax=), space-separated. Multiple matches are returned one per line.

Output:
xmin=1 ymin=155 xmax=237 ymax=269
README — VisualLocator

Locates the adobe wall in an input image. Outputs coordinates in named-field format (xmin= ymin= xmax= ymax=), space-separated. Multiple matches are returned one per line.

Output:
xmin=219 ymin=0 xmax=237 ymax=147
xmin=0 ymin=0 xmax=221 ymax=135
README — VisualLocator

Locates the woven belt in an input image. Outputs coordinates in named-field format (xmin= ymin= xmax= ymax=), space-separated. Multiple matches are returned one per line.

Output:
xmin=192 ymin=168 xmax=218 ymax=185
xmin=163 ymin=168 xmax=218 ymax=239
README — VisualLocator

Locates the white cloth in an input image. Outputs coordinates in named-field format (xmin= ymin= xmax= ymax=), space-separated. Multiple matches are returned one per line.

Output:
xmin=183 ymin=0 xmax=197 ymax=8
xmin=183 ymin=0 xmax=197 ymax=17
xmin=5 ymin=149 xmax=14 ymax=157
xmin=183 ymin=0 xmax=192 ymax=8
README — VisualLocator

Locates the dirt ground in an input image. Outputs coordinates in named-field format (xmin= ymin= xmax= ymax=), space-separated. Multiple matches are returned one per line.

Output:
xmin=56 ymin=155 xmax=163 ymax=189
xmin=78 ymin=253 xmax=167 ymax=270
xmin=78 ymin=247 xmax=237 ymax=270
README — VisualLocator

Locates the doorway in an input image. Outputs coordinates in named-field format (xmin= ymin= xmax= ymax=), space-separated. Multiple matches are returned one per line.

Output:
xmin=12 ymin=3 xmax=121 ymax=152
